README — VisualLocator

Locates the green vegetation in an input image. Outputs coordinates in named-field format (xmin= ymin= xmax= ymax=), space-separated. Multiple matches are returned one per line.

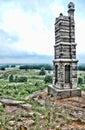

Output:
xmin=0 ymin=65 xmax=52 ymax=101
xmin=39 ymin=67 xmax=46 ymax=75
xmin=0 ymin=106 xmax=4 ymax=116
xmin=0 ymin=63 xmax=85 ymax=101
xmin=9 ymin=74 xmax=14 ymax=82
xmin=19 ymin=64 xmax=53 ymax=70
xmin=78 ymin=77 xmax=83 ymax=84
xmin=9 ymin=74 xmax=27 ymax=83
xmin=78 ymin=64 xmax=85 ymax=71
xmin=78 ymin=71 xmax=85 ymax=91
xmin=0 ymin=64 xmax=85 ymax=129
xmin=44 ymin=75 xmax=53 ymax=83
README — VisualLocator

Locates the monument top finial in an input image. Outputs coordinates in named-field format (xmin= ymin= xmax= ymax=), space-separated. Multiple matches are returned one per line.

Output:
xmin=68 ymin=2 xmax=75 ymax=10
xmin=68 ymin=2 xmax=75 ymax=17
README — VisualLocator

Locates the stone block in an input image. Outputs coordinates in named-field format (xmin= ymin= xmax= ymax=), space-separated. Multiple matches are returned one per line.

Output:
xmin=48 ymin=85 xmax=81 ymax=99
xmin=71 ymin=88 xmax=81 ymax=97
xmin=48 ymin=85 xmax=71 ymax=99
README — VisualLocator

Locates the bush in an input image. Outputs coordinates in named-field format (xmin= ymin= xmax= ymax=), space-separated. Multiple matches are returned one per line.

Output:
xmin=78 ymin=77 xmax=83 ymax=84
xmin=39 ymin=67 xmax=46 ymax=75
xmin=44 ymin=75 xmax=53 ymax=84
xmin=0 ymin=67 xmax=5 ymax=71
xmin=11 ymin=65 xmax=16 ymax=68
xmin=16 ymin=76 xmax=27 ymax=82
xmin=9 ymin=75 xmax=27 ymax=83
xmin=9 ymin=74 xmax=14 ymax=82
xmin=35 ymin=82 xmax=39 ymax=86
xmin=0 ymin=106 xmax=4 ymax=115
xmin=15 ymin=76 xmax=18 ymax=82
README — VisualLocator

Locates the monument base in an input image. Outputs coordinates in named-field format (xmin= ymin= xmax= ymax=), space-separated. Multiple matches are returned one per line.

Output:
xmin=48 ymin=85 xmax=81 ymax=99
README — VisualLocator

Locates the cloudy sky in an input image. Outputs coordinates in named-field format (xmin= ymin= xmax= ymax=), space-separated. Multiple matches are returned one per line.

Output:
xmin=0 ymin=0 xmax=85 ymax=63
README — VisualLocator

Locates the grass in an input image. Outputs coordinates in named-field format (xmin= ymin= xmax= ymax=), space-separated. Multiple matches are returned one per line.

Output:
xmin=0 ymin=106 xmax=4 ymax=116
xmin=0 ymin=68 xmax=84 ymax=129
xmin=78 ymin=71 xmax=85 ymax=91
xmin=0 ymin=68 xmax=85 ymax=101
xmin=0 ymin=68 xmax=50 ymax=101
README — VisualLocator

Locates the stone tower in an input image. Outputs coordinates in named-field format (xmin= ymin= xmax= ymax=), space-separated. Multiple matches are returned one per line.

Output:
xmin=48 ymin=2 xmax=81 ymax=98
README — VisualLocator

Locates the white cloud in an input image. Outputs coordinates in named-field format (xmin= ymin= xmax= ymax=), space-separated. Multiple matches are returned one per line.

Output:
xmin=0 ymin=3 xmax=55 ymax=55
xmin=51 ymin=2 xmax=64 ymax=17
xmin=0 ymin=0 xmax=85 ymax=63
xmin=76 ymin=18 xmax=85 ymax=54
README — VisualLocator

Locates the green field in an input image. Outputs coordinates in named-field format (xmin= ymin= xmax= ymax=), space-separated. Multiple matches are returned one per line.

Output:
xmin=0 ymin=67 xmax=52 ymax=101
xmin=0 ymin=66 xmax=85 ymax=101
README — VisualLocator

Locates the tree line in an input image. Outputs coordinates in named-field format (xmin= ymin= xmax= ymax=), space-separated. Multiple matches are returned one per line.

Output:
xmin=0 ymin=64 xmax=85 ymax=71
xmin=19 ymin=64 xmax=53 ymax=70
xmin=77 ymin=65 xmax=85 ymax=71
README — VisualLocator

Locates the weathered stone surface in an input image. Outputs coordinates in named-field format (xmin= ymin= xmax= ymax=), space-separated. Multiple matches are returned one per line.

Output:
xmin=16 ymin=118 xmax=35 ymax=129
xmin=48 ymin=85 xmax=81 ymax=99
xmin=25 ymin=90 xmax=42 ymax=100
xmin=37 ymin=99 xmax=45 ymax=106
xmin=28 ymin=111 xmax=44 ymax=119
xmin=25 ymin=89 xmax=47 ymax=100
xmin=48 ymin=1 xmax=81 ymax=98
xmin=8 ymin=121 xmax=15 ymax=126
xmin=0 ymin=102 xmax=2 ymax=106
xmin=71 ymin=88 xmax=81 ymax=97
xmin=0 ymin=99 xmax=24 ymax=105
xmin=20 ymin=103 xmax=32 ymax=110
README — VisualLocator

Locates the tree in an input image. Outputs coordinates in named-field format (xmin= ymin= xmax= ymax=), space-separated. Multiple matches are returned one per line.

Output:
xmin=9 ymin=74 xmax=14 ymax=82
xmin=11 ymin=65 xmax=16 ymax=68
xmin=39 ymin=67 xmax=46 ymax=75
xmin=84 ymin=76 xmax=85 ymax=84
xmin=0 ymin=67 xmax=5 ymax=71
xmin=78 ymin=77 xmax=83 ymax=84
xmin=15 ymin=76 xmax=18 ymax=82
xmin=44 ymin=75 xmax=53 ymax=84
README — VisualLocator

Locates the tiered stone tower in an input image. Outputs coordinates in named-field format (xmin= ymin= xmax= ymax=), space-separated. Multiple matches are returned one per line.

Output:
xmin=48 ymin=2 xmax=81 ymax=98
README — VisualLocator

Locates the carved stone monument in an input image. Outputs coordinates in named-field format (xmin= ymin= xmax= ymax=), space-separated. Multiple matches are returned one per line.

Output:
xmin=48 ymin=2 xmax=81 ymax=98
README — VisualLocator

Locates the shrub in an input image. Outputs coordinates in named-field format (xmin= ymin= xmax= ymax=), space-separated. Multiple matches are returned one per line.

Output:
xmin=11 ymin=65 xmax=16 ymax=68
xmin=9 ymin=74 xmax=14 ymax=82
xmin=15 ymin=76 xmax=18 ymax=82
xmin=35 ymin=82 xmax=39 ymax=86
xmin=0 ymin=67 xmax=5 ymax=71
xmin=39 ymin=67 xmax=46 ymax=75
xmin=0 ymin=106 xmax=4 ymax=115
xmin=16 ymin=76 xmax=27 ymax=82
xmin=84 ymin=76 xmax=85 ymax=83
xmin=44 ymin=75 xmax=53 ymax=84
xmin=78 ymin=77 xmax=83 ymax=84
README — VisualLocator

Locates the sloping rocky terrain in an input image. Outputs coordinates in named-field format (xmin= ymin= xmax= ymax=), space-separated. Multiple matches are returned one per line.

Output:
xmin=0 ymin=88 xmax=85 ymax=130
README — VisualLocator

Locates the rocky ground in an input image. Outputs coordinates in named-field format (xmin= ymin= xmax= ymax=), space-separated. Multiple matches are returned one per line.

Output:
xmin=0 ymin=88 xmax=85 ymax=130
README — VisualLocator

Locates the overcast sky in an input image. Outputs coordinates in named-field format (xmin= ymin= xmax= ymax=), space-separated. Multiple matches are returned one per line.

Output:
xmin=0 ymin=0 xmax=85 ymax=63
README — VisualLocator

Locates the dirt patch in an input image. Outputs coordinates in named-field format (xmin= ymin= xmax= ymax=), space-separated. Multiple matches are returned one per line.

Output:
xmin=0 ymin=89 xmax=85 ymax=130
